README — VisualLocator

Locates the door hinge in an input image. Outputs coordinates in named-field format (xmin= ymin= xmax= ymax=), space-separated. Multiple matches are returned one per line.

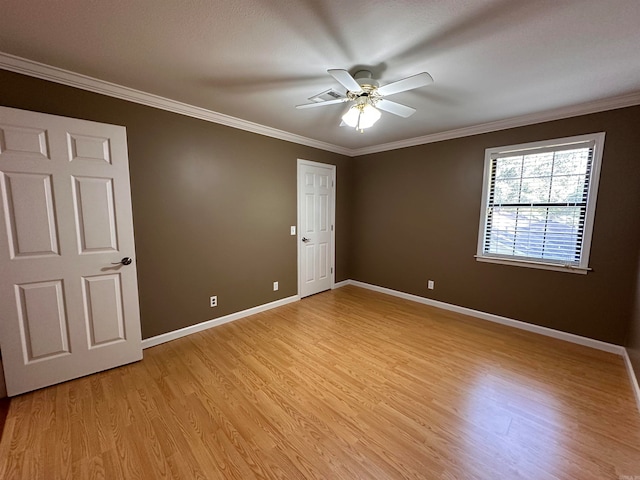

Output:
xmin=331 ymin=267 xmax=333 ymax=274
xmin=331 ymin=225 xmax=334 ymax=231
xmin=332 ymin=180 xmax=334 ymax=187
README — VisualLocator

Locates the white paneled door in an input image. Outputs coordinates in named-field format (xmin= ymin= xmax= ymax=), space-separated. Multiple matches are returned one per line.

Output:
xmin=298 ymin=160 xmax=335 ymax=298
xmin=0 ymin=106 xmax=142 ymax=396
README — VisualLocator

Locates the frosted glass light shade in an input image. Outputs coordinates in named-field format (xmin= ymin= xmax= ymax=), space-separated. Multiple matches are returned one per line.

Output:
xmin=341 ymin=102 xmax=381 ymax=130
xmin=341 ymin=105 xmax=361 ymax=127
xmin=358 ymin=103 xmax=381 ymax=129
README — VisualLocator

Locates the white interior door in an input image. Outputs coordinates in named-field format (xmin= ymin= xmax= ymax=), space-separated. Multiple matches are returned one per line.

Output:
xmin=0 ymin=106 xmax=142 ymax=396
xmin=298 ymin=160 xmax=335 ymax=298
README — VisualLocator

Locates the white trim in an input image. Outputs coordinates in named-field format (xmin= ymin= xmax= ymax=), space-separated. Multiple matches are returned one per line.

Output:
xmin=0 ymin=52 xmax=351 ymax=156
xmin=139 ymin=280 xmax=640 ymax=414
xmin=338 ymin=279 xmax=639 ymax=413
xmin=141 ymin=295 xmax=299 ymax=349
xmin=475 ymin=255 xmax=590 ymax=274
xmin=297 ymin=159 xmax=336 ymax=298
xmin=350 ymin=93 xmax=640 ymax=156
xmin=623 ymin=349 xmax=640 ymax=413
xmin=333 ymin=280 xmax=350 ymax=289
xmin=337 ymin=280 xmax=624 ymax=355
xmin=475 ymin=132 xmax=605 ymax=273
xmin=3 ymin=52 xmax=640 ymax=159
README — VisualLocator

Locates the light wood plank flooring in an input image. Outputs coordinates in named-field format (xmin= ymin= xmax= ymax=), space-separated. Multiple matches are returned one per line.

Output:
xmin=2 ymin=285 xmax=640 ymax=479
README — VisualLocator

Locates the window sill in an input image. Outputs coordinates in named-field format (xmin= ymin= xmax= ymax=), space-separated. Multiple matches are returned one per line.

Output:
xmin=475 ymin=255 xmax=591 ymax=274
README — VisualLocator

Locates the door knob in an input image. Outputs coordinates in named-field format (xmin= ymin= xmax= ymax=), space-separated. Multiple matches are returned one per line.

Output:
xmin=111 ymin=257 xmax=133 ymax=266
xmin=302 ymin=237 xmax=310 ymax=242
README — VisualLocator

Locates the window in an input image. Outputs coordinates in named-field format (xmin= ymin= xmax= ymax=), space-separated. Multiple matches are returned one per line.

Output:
xmin=476 ymin=132 xmax=605 ymax=274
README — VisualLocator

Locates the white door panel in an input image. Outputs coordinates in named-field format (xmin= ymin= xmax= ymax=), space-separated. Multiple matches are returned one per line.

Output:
xmin=0 ymin=106 xmax=142 ymax=396
xmin=68 ymin=133 xmax=112 ymax=164
xmin=82 ymin=273 xmax=126 ymax=347
xmin=1 ymin=172 xmax=59 ymax=258
xmin=72 ymin=176 xmax=118 ymax=253
xmin=0 ymin=124 xmax=49 ymax=159
xmin=304 ymin=245 xmax=315 ymax=282
xmin=319 ymin=243 xmax=328 ymax=280
xmin=16 ymin=280 xmax=70 ymax=362
xmin=298 ymin=160 xmax=335 ymax=298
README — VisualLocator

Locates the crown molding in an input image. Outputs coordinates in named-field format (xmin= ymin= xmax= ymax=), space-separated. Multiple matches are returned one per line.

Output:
xmin=350 ymin=91 xmax=640 ymax=156
xmin=2 ymin=52 xmax=640 ymax=159
xmin=0 ymin=52 xmax=352 ymax=156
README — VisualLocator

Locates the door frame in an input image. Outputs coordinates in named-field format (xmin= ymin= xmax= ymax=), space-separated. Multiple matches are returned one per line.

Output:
xmin=297 ymin=159 xmax=336 ymax=298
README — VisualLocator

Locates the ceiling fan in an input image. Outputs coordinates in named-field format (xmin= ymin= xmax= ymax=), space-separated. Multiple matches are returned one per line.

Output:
xmin=296 ymin=69 xmax=434 ymax=132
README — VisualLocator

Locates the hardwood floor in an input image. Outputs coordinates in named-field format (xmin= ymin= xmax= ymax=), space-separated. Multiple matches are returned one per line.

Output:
xmin=1 ymin=285 xmax=639 ymax=479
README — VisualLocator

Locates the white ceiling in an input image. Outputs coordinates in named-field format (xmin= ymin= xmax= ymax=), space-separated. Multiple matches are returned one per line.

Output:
xmin=2 ymin=0 xmax=640 ymax=153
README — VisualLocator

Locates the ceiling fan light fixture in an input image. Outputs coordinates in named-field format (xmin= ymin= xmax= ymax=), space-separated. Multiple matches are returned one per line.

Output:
xmin=298 ymin=68 xmax=433 ymax=134
xmin=341 ymin=101 xmax=381 ymax=132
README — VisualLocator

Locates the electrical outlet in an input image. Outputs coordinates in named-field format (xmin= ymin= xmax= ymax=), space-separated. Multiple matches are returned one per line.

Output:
xmin=428 ymin=280 xmax=434 ymax=290
xmin=290 ymin=226 xmax=296 ymax=235
xmin=273 ymin=281 xmax=279 ymax=291
xmin=210 ymin=295 xmax=217 ymax=307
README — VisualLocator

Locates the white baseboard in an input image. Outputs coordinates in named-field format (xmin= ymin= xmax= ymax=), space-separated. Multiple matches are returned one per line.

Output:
xmin=623 ymin=349 xmax=640 ymax=413
xmin=339 ymin=280 xmax=640 ymax=414
xmin=340 ymin=280 xmax=625 ymax=355
xmin=139 ymin=281 xmax=639 ymax=415
xmin=141 ymin=295 xmax=299 ymax=349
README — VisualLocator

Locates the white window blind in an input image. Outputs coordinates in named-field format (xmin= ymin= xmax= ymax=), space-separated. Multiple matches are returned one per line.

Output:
xmin=476 ymin=133 xmax=605 ymax=273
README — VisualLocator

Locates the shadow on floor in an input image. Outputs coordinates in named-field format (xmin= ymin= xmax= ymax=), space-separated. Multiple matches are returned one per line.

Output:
xmin=0 ymin=398 xmax=10 ymax=441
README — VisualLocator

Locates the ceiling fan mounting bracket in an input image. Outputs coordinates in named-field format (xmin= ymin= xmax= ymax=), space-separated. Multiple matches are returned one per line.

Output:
xmin=349 ymin=70 xmax=380 ymax=95
xmin=353 ymin=70 xmax=373 ymax=79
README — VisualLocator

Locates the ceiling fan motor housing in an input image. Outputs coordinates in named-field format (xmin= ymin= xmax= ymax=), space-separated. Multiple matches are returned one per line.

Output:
xmin=353 ymin=70 xmax=379 ymax=91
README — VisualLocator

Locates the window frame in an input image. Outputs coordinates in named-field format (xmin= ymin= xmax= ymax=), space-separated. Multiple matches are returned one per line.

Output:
xmin=475 ymin=132 xmax=606 ymax=274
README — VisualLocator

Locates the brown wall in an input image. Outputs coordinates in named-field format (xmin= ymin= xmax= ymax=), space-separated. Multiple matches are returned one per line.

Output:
xmin=628 ymin=250 xmax=640 ymax=385
xmin=0 ymin=70 xmax=352 ymax=339
xmin=3 ymin=67 xmax=640 ymax=348
xmin=350 ymin=106 xmax=640 ymax=345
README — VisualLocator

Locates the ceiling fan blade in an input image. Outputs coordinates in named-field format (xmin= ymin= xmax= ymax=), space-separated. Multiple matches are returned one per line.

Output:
xmin=377 ymin=72 xmax=434 ymax=96
xmin=376 ymin=99 xmax=416 ymax=118
xmin=327 ymin=69 xmax=363 ymax=93
xmin=296 ymin=98 xmax=349 ymax=109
